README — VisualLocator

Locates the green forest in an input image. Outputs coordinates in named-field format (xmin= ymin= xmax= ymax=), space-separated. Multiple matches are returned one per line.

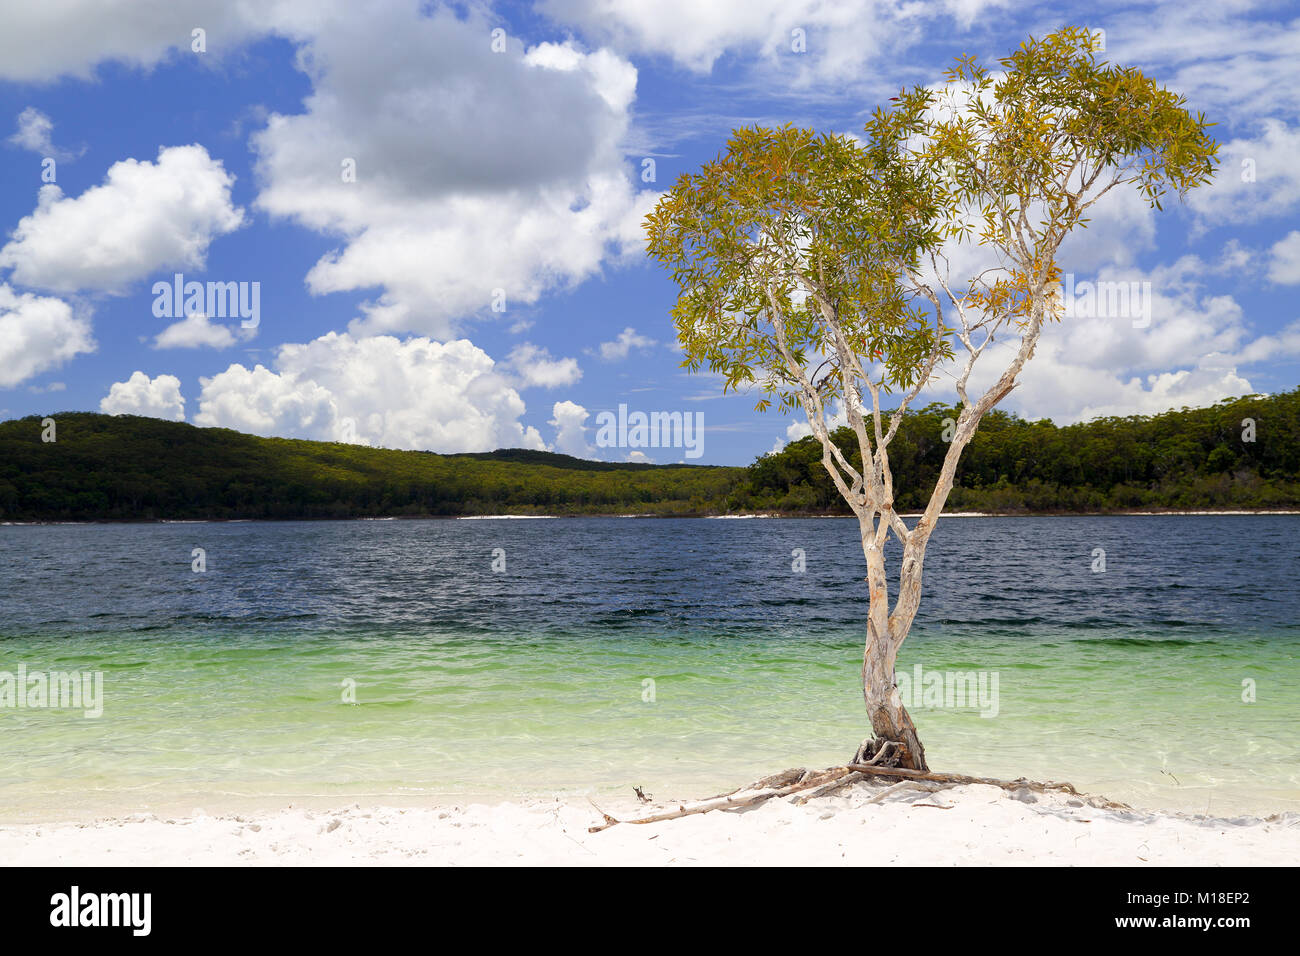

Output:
xmin=2 ymin=388 xmax=1298 ymax=521
xmin=731 ymin=389 xmax=1300 ymax=513
xmin=0 ymin=413 xmax=735 ymax=519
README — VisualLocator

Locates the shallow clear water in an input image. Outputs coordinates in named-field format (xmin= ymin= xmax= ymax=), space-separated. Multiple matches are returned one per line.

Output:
xmin=0 ymin=516 xmax=1296 ymax=820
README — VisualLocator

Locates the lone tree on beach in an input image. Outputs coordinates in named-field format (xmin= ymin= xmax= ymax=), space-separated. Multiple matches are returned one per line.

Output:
xmin=645 ymin=27 xmax=1218 ymax=771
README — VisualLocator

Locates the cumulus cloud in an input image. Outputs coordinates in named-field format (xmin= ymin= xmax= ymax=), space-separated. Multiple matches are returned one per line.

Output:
xmin=0 ymin=144 xmax=244 ymax=294
xmin=1010 ymin=360 xmax=1255 ymax=424
xmin=0 ymin=284 xmax=94 ymax=388
xmin=195 ymin=363 xmax=335 ymax=437
xmin=99 ymin=371 xmax=186 ymax=420
xmin=0 ymin=4 xmax=654 ymax=340
xmin=194 ymin=332 xmax=546 ymax=452
xmin=920 ymin=256 xmax=1293 ymax=423
xmin=152 ymin=313 xmax=242 ymax=349
xmin=505 ymin=343 xmax=582 ymax=388
xmin=593 ymin=326 xmax=657 ymax=361
xmin=774 ymin=240 xmax=1300 ymax=447
xmin=251 ymin=3 xmax=653 ymax=338
xmin=549 ymin=400 xmax=595 ymax=457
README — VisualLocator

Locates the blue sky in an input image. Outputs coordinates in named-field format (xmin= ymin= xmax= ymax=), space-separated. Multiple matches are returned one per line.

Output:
xmin=1 ymin=0 xmax=1298 ymax=465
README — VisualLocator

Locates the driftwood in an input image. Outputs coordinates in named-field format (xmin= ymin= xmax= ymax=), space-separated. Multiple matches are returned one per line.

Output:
xmin=588 ymin=759 xmax=1129 ymax=832
xmin=587 ymin=766 xmax=853 ymax=833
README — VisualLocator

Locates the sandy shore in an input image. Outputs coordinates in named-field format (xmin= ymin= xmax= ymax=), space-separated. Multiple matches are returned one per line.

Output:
xmin=3 ymin=780 xmax=1295 ymax=865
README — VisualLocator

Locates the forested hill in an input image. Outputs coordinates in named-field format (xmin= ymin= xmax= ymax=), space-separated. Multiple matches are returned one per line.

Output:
xmin=2 ymin=388 xmax=1299 ymax=521
xmin=731 ymin=389 xmax=1300 ymax=513
xmin=0 ymin=414 xmax=738 ymax=520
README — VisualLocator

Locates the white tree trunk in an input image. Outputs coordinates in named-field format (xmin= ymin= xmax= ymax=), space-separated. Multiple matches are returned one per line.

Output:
xmin=861 ymin=526 xmax=928 ymax=770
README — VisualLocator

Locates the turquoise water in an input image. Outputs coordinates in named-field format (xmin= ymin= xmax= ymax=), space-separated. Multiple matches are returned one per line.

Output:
xmin=1 ymin=517 xmax=1296 ymax=819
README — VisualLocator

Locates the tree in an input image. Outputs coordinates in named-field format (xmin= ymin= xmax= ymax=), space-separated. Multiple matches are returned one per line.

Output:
xmin=645 ymin=27 xmax=1218 ymax=770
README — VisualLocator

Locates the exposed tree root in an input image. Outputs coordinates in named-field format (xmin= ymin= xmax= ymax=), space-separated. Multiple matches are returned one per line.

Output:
xmin=588 ymin=756 xmax=1129 ymax=832
xmin=790 ymin=741 xmax=900 ymax=805
xmin=844 ymin=763 xmax=1131 ymax=809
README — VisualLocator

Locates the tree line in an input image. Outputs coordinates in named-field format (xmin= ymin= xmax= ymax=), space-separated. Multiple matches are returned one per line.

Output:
xmin=731 ymin=389 xmax=1300 ymax=513
xmin=1 ymin=389 xmax=1297 ymax=522
xmin=0 ymin=413 xmax=734 ymax=520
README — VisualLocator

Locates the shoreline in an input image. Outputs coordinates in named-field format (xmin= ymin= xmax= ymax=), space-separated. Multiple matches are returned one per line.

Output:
xmin=4 ymin=781 xmax=1295 ymax=865
xmin=4 ymin=509 xmax=1299 ymax=526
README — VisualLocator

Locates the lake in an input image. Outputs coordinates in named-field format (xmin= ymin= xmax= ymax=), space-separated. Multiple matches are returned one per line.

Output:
xmin=0 ymin=515 xmax=1296 ymax=820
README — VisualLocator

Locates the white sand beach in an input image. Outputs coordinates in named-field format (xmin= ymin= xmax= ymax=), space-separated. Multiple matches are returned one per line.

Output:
xmin=4 ymin=779 xmax=1295 ymax=866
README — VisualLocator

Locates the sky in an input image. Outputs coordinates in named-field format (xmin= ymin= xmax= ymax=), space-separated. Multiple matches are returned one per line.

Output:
xmin=0 ymin=0 xmax=1298 ymax=466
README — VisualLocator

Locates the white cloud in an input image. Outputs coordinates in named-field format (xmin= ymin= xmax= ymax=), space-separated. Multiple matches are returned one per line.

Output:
xmin=1267 ymin=231 xmax=1300 ymax=285
xmin=0 ymin=1 xmax=266 ymax=83
xmin=0 ymin=283 xmax=94 ymax=388
xmin=1057 ymin=186 xmax=1159 ymax=272
xmin=541 ymin=0 xmax=1009 ymax=85
xmin=926 ymin=256 xmax=1292 ymax=423
xmin=773 ymin=399 xmax=847 ymax=453
xmin=1213 ymin=319 xmax=1300 ymax=367
xmin=1211 ymin=239 xmax=1257 ymax=278
xmin=8 ymin=107 xmax=52 ymax=152
xmin=919 ymin=173 xmax=1160 ymax=298
xmin=99 ymin=371 xmax=186 ymax=420
xmin=595 ymin=326 xmax=657 ymax=361
xmin=1186 ymin=121 xmax=1300 ymax=227
xmin=0 ymin=4 xmax=655 ymax=341
xmin=769 ymin=245 xmax=1298 ymax=437
xmin=549 ymin=400 xmax=595 ymax=457
xmin=1012 ymin=361 xmax=1255 ymax=424
xmin=0 ymin=144 xmax=244 ymax=294
xmin=152 ymin=313 xmax=244 ymax=349
xmin=7 ymin=107 xmax=80 ymax=160
xmin=505 ymin=343 xmax=582 ymax=388
xmin=195 ymin=332 xmax=547 ymax=452
xmin=1107 ymin=8 xmax=1300 ymax=124
xmin=250 ymin=4 xmax=653 ymax=339
xmin=195 ymin=363 xmax=335 ymax=437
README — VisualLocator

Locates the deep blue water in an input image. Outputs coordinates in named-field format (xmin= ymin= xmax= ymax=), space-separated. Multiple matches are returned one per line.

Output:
xmin=3 ymin=515 xmax=1296 ymax=639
